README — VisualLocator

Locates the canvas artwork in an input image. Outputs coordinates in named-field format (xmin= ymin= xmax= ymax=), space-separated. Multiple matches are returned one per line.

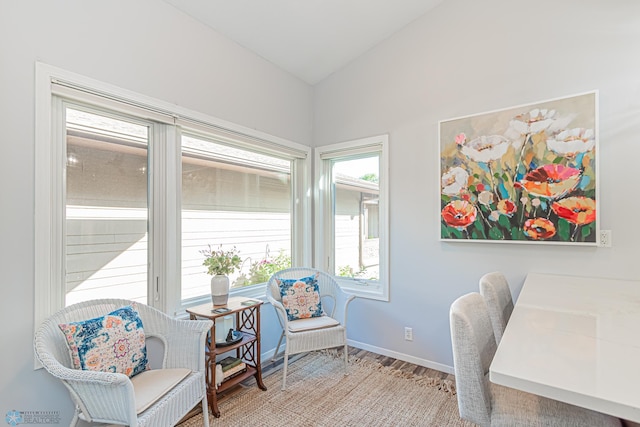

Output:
xmin=439 ymin=91 xmax=597 ymax=245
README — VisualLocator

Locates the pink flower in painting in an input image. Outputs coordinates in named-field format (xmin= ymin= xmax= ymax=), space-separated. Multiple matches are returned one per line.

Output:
xmin=455 ymin=133 xmax=466 ymax=145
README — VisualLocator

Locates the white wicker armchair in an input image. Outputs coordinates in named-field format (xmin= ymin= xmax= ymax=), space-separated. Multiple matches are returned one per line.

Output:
xmin=34 ymin=299 xmax=213 ymax=427
xmin=266 ymin=267 xmax=355 ymax=390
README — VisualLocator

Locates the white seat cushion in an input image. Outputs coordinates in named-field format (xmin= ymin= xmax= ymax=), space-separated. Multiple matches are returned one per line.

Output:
xmin=131 ymin=368 xmax=191 ymax=414
xmin=287 ymin=316 xmax=340 ymax=332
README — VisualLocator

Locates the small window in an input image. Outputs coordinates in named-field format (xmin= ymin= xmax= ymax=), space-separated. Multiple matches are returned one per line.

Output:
xmin=315 ymin=135 xmax=389 ymax=301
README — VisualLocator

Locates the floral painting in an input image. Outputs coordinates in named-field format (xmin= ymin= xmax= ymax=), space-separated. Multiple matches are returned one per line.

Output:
xmin=439 ymin=92 xmax=597 ymax=244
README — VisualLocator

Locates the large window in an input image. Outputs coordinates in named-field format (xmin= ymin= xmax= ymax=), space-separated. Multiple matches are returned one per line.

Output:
xmin=65 ymin=107 xmax=150 ymax=306
xmin=35 ymin=63 xmax=310 ymax=330
xmin=180 ymin=134 xmax=293 ymax=302
xmin=315 ymin=135 xmax=389 ymax=301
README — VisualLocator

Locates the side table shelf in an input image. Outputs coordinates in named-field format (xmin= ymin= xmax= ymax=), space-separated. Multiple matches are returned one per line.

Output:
xmin=187 ymin=297 xmax=267 ymax=418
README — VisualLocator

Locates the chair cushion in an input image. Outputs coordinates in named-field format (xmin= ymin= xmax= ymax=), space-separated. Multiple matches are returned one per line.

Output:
xmin=277 ymin=273 xmax=323 ymax=321
xmin=58 ymin=304 xmax=149 ymax=378
xmin=287 ymin=315 xmax=340 ymax=332
xmin=131 ymin=368 xmax=191 ymax=414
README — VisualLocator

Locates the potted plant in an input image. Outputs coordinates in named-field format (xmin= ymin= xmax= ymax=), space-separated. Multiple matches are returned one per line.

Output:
xmin=201 ymin=244 xmax=242 ymax=305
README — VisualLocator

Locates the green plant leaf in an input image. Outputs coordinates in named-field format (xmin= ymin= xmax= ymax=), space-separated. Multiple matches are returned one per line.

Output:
xmin=511 ymin=227 xmax=524 ymax=240
xmin=498 ymin=215 xmax=510 ymax=229
xmin=489 ymin=227 xmax=504 ymax=240
xmin=558 ymin=219 xmax=570 ymax=241
xmin=581 ymin=223 xmax=595 ymax=240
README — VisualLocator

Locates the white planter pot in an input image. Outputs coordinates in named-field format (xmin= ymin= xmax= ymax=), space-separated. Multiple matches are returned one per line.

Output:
xmin=210 ymin=274 xmax=230 ymax=305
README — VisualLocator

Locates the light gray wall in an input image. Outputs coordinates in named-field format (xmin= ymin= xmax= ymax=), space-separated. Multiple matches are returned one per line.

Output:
xmin=314 ymin=0 xmax=640 ymax=370
xmin=0 ymin=0 xmax=311 ymax=424
xmin=4 ymin=0 xmax=640 ymax=423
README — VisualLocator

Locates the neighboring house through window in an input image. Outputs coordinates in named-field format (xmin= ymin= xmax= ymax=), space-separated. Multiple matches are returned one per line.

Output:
xmin=34 ymin=63 xmax=310 ymax=332
xmin=315 ymin=135 xmax=390 ymax=301
xmin=34 ymin=63 xmax=389 ymax=339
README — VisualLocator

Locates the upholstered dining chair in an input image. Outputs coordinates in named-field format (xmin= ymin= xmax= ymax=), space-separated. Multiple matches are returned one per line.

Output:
xmin=266 ymin=267 xmax=355 ymax=390
xmin=34 ymin=298 xmax=213 ymax=427
xmin=479 ymin=271 xmax=514 ymax=344
xmin=449 ymin=292 xmax=622 ymax=427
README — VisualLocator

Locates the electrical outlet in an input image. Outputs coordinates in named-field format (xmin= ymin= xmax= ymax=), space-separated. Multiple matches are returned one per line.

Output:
xmin=599 ymin=230 xmax=612 ymax=247
xmin=404 ymin=327 xmax=413 ymax=341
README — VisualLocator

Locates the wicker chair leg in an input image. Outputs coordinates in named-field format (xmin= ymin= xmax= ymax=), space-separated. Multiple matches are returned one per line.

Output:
xmin=201 ymin=397 xmax=210 ymax=427
xmin=343 ymin=344 xmax=349 ymax=375
xmin=281 ymin=352 xmax=289 ymax=390
xmin=70 ymin=408 xmax=79 ymax=427
xmin=272 ymin=331 xmax=285 ymax=362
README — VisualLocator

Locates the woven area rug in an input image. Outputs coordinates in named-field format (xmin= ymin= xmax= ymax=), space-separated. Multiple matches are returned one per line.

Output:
xmin=178 ymin=351 xmax=474 ymax=427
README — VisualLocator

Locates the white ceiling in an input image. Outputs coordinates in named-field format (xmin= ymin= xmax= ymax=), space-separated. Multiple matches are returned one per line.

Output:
xmin=162 ymin=0 xmax=444 ymax=85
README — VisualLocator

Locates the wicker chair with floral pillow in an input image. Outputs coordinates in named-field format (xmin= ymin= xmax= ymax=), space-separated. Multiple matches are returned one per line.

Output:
xmin=34 ymin=298 xmax=212 ymax=427
xmin=266 ymin=267 xmax=355 ymax=390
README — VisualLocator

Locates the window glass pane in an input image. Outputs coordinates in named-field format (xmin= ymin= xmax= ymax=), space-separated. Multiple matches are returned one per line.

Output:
xmin=332 ymin=155 xmax=380 ymax=280
xmin=181 ymin=135 xmax=292 ymax=302
xmin=65 ymin=108 xmax=149 ymax=306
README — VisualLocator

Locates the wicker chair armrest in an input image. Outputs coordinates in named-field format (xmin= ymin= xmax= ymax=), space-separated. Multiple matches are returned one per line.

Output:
xmin=266 ymin=292 xmax=289 ymax=330
xmin=332 ymin=288 xmax=355 ymax=325
xmin=156 ymin=318 xmax=213 ymax=371
xmin=64 ymin=376 xmax=137 ymax=424
xmin=34 ymin=350 xmax=136 ymax=424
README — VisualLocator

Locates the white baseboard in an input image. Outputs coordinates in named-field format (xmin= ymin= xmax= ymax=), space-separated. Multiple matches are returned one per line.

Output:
xmin=346 ymin=339 xmax=454 ymax=375
xmin=261 ymin=340 xmax=454 ymax=375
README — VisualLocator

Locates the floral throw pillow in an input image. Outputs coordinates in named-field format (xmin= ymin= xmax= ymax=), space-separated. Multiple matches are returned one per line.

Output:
xmin=58 ymin=304 xmax=149 ymax=378
xmin=277 ymin=273 xmax=323 ymax=321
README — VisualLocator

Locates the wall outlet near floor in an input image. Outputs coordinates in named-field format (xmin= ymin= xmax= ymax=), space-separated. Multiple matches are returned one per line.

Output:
xmin=599 ymin=230 xmax=612 ymax=247
xmin=404 ymin=327 xmax=413 ymax=341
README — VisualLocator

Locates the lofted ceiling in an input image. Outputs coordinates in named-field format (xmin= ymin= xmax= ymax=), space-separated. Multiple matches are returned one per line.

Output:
xmin=161 ymin=0 xmax=444 ymax=85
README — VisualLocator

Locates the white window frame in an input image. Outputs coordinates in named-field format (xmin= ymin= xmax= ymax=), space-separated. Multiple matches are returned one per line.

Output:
xmin=314 ymin=135 xmax=389 ymax=301
xmin=34 ymin=63 xmax=311 ymax=347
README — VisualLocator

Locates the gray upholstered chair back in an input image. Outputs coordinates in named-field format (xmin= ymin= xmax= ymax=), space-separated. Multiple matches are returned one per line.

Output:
xmin=450 ymin=292 xmax=497 ymax=427
xmin=479 ymin=271 xmax=514 ymax=344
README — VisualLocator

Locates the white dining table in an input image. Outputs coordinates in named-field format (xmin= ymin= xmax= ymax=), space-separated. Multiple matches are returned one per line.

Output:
xmin=489 ymin=272 xmax=640 ymax=423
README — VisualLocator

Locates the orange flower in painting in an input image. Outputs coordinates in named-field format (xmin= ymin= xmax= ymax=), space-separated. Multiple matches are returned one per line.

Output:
xmin=497 ymin=199 xmax=517 ymax=216
xmin=523 ymin=218 xmax=556 ymax=240
xmin=442 ymin=200 xmax=477 ymax=230
xmin=552 ymin=196 xmax=596 ymax=225
xmin=520 ymin=164 xmax=581 ymax=199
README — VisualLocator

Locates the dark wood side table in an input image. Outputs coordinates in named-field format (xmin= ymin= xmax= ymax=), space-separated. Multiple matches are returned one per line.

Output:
xmin=186 ymin=296 xmax=267 ymax=418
